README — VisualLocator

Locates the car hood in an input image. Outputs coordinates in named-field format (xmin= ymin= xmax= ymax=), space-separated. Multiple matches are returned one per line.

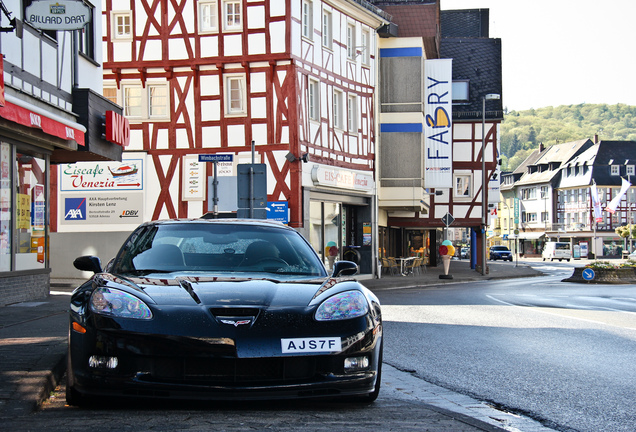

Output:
xmin=99 ymin=274 xmax=348 ymax=308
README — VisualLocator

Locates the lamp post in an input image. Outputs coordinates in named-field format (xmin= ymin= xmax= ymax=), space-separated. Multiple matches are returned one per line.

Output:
xmin=481 ymin=93 xmax=500 ymax=276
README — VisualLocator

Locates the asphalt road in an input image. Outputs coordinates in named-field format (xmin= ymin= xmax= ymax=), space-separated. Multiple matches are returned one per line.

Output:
xmin=378 ymin=259 xmax=636 ymax=432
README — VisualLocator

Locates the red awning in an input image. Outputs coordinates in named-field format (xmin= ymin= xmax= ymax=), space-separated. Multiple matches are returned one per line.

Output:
xmin=0 ymin=95 xmax=85 ymax=146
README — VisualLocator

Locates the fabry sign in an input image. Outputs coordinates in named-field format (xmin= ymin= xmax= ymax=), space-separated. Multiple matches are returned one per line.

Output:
xmin=25 ymin=0 xmax=92 ymax=31
xmin=424 ymin=59 xmax=453 ymax=189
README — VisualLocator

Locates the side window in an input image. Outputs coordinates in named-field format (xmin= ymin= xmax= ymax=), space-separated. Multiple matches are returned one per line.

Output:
xmin=224 ymin=74 xmax=247 ymax=116
xmin=198 ymin=0 xmax=218 ymax=33
xmin=112 ymin=11 xmax=132 ymax=40
xmin=223 ymin=0 xmax=242 ymax=31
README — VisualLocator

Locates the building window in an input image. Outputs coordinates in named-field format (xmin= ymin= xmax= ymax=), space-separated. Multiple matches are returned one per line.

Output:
xmin=225 ymin=75 xmax=246 ymax=115
xmin=113 ymin=11 xmax=132 ymax=40
xmin=452 ymin=80 xmax=469 ymax=102
xmin=541 ymin=212 xmax=549 ymax=222
xmin=79 ymin=3 xmax=95 ymax=59
xmin=521 ymin=187 xmax=537 ymax=200
xmin=302 ymin=0 xmax=313 ymax=39
xmin=103 ymin=87 xmax=118 ymax=104
xmin=333 ymin=89 xmax=343 ymax=129
xmin=627 ymin=165 xmax=635 ymax=176
xmin=348 ymin=95 xmax=357 ymax=133
xmin=611 ymin=165 xmax=620 ymax=176
xmin=361 ymin=29 xmax=370 ymax=65
xmin=149 ymin=85 xmax=168 ymax=118
xmin=346 ymin=24 xmax=355 ymax=59
xmin=198 ymin=0 xmax=218 ymax=33
xmin=120 ymin=84 xmax=169 ymax=119
xmin=309 ymin=79 xmax=319 ymax=121
xmin=454 ymin=174 xmax=471 ymax=198
xmin=540 ymin=186 xmax=548 ymax=199
xmin=223 ymin=0 xmax=242 ymax=31
xmin=123 ymin=86 xmax=142 ymax=117
xmin=322 ymin=9 xmax=332 ymax=49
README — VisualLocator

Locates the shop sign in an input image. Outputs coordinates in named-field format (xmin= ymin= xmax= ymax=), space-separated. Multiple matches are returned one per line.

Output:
xmin=423 ymin=59 xmax=453 ymax=189
xmin=25 ymin=0 xmax=91 ymax=31
xmin=59 ymin=159 xmax=143 ymax=191
xmin=60 ymin=192 xmax=143 ymax=225
xmin=0 ymin=99 xmax=85 ymax=145
xmin=105 ymin=111 xmax=130 ymax=147
xmin=311 ymin=166 xmax=374 ymax=192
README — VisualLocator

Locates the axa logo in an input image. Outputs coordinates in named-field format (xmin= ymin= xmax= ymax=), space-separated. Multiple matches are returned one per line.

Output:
xmin=220 ymin=319 xmax=252 ymax=327
xmin=64 ymin=198 xmax=86 ymax=220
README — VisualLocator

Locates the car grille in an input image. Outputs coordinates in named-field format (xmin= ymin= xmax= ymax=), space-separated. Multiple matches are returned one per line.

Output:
xmin=146 ymin=356 xmax=320 ymax=384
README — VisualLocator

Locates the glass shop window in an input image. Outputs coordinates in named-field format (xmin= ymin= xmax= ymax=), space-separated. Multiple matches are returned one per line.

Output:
xmin=15 ymin=153 xmax=47 ymax=270
xmin=0 ymin=143 xmax=11 ymax=271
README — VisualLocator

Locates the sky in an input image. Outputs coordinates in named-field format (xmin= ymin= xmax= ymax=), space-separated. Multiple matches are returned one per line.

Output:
xmin=441 ymin=0 xmax=636 ymax=111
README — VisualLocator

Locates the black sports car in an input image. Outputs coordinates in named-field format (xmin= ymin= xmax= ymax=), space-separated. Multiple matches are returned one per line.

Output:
xmin=67 ymin=219 xmax=382 ymax=405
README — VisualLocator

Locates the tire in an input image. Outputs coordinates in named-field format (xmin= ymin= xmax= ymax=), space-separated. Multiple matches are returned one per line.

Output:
xmin=542 ymin=258 xmax=546 ymax=261
xmin=567 ymin=259 xmax=570 ymax=262
xmin=559 ymin=259 xmax=563 ymax=262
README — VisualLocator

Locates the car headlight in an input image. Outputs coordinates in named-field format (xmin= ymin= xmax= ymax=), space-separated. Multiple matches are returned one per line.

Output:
xmin=315 ymin=290 xmax=369 ymax=321
xmin=90 ymin=287 xmax=152 ymax=319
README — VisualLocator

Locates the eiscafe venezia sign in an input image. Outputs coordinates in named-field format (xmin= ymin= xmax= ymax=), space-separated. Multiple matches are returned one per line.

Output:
xmin=25 ymin=0 xmax=91 ymax=31
xmin=311 ymin=165 xmax=374 ymax=192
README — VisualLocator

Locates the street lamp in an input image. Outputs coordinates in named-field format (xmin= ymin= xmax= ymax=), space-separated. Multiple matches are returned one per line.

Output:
xmin=481 ymin=93 xmax=500 ymax=276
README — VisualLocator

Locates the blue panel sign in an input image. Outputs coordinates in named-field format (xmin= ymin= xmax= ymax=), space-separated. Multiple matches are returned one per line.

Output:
xmin=582 ymin=268 xmax=595 ymax=281
xmin=199 ymin=154 xmax=234 ymax=162
xmin=267 ymin=201 xmax=288 ymax=224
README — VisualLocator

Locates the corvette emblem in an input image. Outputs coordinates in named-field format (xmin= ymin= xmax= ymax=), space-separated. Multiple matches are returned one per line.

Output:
xmin=220 ymin=319 xmax=252 ymax=327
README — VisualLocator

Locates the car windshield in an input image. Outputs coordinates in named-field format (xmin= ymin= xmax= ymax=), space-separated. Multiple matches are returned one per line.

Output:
xmin=111 ymin=222 xmax=328 ymax=279
xmin=492 ymin=246 xmax=510 ymax=251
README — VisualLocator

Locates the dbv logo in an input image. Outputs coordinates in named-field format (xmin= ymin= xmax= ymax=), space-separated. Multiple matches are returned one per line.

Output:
xmin=65 ymin=198 xmax=86 ymax=220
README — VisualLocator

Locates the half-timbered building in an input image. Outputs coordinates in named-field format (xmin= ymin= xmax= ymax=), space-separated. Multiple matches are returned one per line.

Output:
xmin=80 ymin=0 xmax=393 ymax=275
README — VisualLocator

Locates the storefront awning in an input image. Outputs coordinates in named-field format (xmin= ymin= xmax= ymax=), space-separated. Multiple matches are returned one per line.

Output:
xmin=0 ymin=94 xmax=86 ymax=146
xmin=517 ymin=232 xmax=546 ymax=240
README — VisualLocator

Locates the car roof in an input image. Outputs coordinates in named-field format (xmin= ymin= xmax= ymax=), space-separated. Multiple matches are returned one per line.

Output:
xmin=136 ymin=218 xmax=294 ymax=231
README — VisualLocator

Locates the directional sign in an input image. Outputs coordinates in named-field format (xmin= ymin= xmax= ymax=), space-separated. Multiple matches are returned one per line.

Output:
xmin=582 ymin=268 xmax=595 ymax=281
xmin=199 ymin=154 xmax=234 ymax=162
xmin=441 ymin=212 xmax=454 ymax=227
xmin=267 ymin=201 xmax=289 ymax=224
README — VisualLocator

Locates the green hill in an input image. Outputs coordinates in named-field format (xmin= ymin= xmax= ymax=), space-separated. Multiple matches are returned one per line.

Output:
xmin=500 ymin=103 xmax=636 ymax=171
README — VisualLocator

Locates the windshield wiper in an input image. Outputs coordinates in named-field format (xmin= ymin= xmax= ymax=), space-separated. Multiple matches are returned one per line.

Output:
xmin=126 ymin=269 xmax=174 ymax=276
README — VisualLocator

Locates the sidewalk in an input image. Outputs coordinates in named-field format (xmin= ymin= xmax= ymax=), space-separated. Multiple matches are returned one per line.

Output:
xmin=0 ymin=262 xmax=541 ymax=429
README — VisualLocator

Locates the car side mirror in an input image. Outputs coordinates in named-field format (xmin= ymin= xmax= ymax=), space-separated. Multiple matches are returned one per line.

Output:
xmin=73 ymin=255 xmax=103 ymax=274
xmin=332 ymin=260 xmax=359 ymax=277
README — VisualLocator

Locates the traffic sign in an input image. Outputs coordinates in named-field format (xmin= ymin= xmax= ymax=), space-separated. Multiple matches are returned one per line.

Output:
xmin=441 ymin=212 xmax=455 ymax=227
xmin=267 ymin=201 xmax=289 ymax=224
xmin=582 ymin=268 xmax=595 ymax=281
xmin=199 ymin=154 xmax=234 ymax=162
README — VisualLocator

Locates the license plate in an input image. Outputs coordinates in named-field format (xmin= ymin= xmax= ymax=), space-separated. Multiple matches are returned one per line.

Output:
xmin=281 ymin=337 xmax=341 ymax=354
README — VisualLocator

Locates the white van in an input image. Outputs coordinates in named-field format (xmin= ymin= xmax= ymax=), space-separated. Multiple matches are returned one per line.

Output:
xmin=542 ymin=241 xmax=572 ymax=262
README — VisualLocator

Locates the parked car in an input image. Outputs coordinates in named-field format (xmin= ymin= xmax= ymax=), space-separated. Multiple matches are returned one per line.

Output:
xmin=489 ymin=245 xmax=513 ymax=261
xmin=542 ymin=241 xmax=572 ymax=261
xmin=460 ymin=247 xmax=469 ymax=259
xmin=66 ymin=219 xmax=383 ymax=405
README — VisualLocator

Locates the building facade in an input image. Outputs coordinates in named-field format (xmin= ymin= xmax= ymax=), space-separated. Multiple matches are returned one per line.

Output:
xmin=1 ymin=0 xmax=123 ymax=305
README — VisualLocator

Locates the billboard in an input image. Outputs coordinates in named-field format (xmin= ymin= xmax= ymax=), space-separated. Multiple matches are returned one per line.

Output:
xmin=424 ymin=59 xmax=453 ymax=189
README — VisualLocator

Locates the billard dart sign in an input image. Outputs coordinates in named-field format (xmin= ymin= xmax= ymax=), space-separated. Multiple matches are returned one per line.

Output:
xmin=25 ymin=0 xmax=91 ymax=31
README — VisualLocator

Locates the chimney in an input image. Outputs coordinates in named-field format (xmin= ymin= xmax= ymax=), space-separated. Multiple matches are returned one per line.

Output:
xmin=594 ymin=134 xmax=599 ymax=143
xmin=539 ymin=142 xmax=545 ymax=152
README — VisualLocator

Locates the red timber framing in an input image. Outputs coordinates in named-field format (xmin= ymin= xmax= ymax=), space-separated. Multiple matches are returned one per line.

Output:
xmin=388 ymin=120 xmax=500 ymax=228
xmin=102 ymin=0 xmax=379 ymax=228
